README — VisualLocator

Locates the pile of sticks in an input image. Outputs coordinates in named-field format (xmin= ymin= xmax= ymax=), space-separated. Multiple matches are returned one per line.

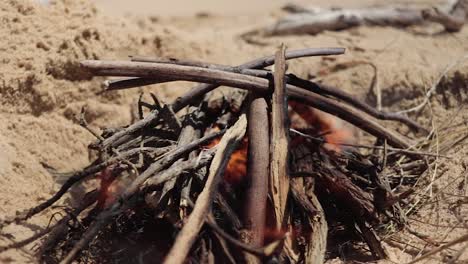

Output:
xmin=0 ymin=46 xmax=435 ymax=263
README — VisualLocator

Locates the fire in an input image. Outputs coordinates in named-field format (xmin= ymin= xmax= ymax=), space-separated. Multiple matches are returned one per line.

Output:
xmin=263 ymin=227 xmax=287 ymax=243
xmin=96 ymin=101 xmax=352 ymax=205
xmin=288 ymin=100 xmax=353 ymax=152
xmin=96 ymin=166 xmax=118 ymax=209
xmin=206 ymin=136 xmax=248 ymax=185
xmin=204 ymin=101 xmax=353 ymax=186
xmin=96 ymin=165 xmax=134 ymax=209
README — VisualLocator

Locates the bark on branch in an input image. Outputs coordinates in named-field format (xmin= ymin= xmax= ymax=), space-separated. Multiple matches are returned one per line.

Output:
xmin=244 ymin=94 xmax=269 ymax=248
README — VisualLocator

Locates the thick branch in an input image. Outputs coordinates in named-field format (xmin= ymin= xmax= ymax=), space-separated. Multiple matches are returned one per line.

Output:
xmin=244 ymin=94 xmax=269 ymax=247
xmin=290 ymin=185 xmax=327 ymax=264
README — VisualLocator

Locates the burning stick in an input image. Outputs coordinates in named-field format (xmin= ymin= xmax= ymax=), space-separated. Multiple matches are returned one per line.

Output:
xmin=164 ymin=114 xmax=247 ymax=264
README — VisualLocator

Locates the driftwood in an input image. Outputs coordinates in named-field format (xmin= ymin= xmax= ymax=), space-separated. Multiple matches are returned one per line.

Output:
xmin=252 ymin=0 xmax=467 ymax=36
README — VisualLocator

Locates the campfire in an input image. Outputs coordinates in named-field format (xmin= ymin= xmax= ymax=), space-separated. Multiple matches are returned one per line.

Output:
xmin=0 ymin=46 xmax=444 ymax=263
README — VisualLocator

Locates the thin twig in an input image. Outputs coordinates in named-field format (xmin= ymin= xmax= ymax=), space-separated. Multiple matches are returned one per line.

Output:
xmin=289 ymin=128 xmax=451 ymax=158
xmin=142 ymin=149 xmax=215 ymax=190
xmin=206 ymin=213 xmax=284 ymax=257
xmin=158 ymin=105 xmax=203 ymax=205
xmin=184 ymin=198 xmax=283 ymax=258
xmin=0 ymin=190 xmax=97 ymax=254
xmin=0 ymin=148 xmax=149 ymax=230
xmin=405 ymin=232 xmax=468 ymax=264
xmin=287 ymin=75 xmax=426 ymax=132
xmin=38 ymin=190 xmax=99 ymax=257
xmin=78 ymin=107 xmax=104 ymax=141
xmin=103 ymin=77 xmax=174 ymax=91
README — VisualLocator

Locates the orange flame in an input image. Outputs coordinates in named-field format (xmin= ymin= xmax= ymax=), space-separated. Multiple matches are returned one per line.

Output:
xmin=205 ymin=101 xmax=353 ymax=186
xmin=96 ymin=166 xmax=118 ymax=209
xmin=289 ymin=101 xmax=353 ymax=152
xmin=96 ymin=165 xmax=130 ymax=209
xmin=206 ymin=136 xmax=248 ymax=185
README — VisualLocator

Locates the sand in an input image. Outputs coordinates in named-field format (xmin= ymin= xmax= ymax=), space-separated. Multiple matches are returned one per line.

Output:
xmin=0 ymin=0 xmax=467 ymax=263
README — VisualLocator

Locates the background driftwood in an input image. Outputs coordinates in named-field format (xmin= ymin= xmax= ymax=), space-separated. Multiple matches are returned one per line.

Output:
xmin=255 ymin=0 xmax=467 ymax=36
